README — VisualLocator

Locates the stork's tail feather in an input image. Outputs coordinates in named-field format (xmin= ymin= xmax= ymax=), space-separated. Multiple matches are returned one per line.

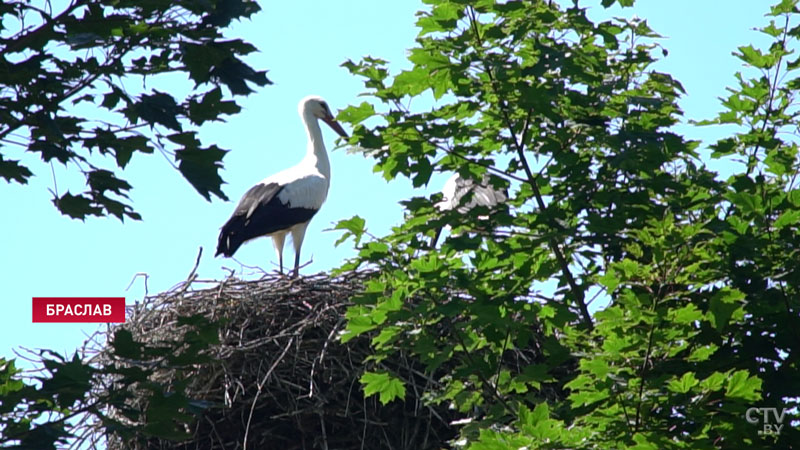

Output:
xmin=216 ymin=217 xmax=246 ymax=258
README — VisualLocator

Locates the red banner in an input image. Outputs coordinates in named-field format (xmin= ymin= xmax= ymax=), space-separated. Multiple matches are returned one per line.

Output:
xmin=32 ymin=297 xmax=126 ymax=323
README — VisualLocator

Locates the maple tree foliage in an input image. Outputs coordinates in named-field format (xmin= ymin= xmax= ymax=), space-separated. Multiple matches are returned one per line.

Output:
xmin=0 ymin=0 xmax=269 ymax=220
xmin=3 ymin=0 xmax=800 ymax=448
xmin=335 ymin=0 xmax=800 ymax=447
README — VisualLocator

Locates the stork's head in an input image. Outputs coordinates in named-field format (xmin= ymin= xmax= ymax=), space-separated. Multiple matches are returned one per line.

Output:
xmin=299 ymin=95 xmax=348 ymax=138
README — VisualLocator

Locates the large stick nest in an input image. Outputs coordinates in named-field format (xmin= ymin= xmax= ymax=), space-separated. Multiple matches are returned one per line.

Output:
xmin=94 ymin=270 xmax=460 ymax=450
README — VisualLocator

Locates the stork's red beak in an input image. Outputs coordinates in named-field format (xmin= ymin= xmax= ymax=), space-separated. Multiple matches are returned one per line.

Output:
xmin=322 ymin=115 xmax=348 ymax=138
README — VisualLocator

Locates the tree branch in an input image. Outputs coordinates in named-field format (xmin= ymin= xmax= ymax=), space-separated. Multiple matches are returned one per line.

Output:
xmin=748 ymin=15 xmax=790 ymax=177
xmin=467 ymin=6 xmax=593 ymax=330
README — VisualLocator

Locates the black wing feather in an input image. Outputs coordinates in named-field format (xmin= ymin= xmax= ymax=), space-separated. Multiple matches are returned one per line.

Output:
xmin=215 ymin=182 xmax=318 ymax=257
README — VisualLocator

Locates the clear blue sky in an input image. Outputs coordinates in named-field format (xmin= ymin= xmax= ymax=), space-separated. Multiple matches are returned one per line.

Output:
xmin=1 ymin=1 xmax=771 ymax=364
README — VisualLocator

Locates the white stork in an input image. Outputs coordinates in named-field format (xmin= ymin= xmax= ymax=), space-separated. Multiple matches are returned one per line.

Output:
xmin=435 ymin=173 xmax=507 ymax=213
xmin=431 ymin=173 xmax=508 ymax=247
xmin=215 ymin=95 xmax=347 ymax=277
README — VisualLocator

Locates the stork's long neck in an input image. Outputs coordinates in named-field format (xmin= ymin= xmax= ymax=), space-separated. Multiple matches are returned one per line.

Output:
xmin=302 ymin=110 xmax=331 ymax=180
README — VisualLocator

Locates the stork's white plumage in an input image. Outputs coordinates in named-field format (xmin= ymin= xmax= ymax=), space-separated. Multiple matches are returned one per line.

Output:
xmin=435 ymin=173 xmax=507 ymax=213
xmin=215 ymin=96 xmax=347 ymax=277
xmin=431 ymin=173 xmax=508 ymax=248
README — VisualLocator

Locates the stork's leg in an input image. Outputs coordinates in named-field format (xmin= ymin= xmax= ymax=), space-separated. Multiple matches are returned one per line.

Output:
xmin=290 ymin=222 xmax=311 ymax=279
xmin=272 ymin=233 xmax=287 ymax=275
xmin=292 ymin=249 xmax=301 ymax=279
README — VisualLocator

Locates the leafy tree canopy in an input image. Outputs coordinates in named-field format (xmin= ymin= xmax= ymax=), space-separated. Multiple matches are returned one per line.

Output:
xmin=0 ymin=0 xmax=270 ymax=220
xmin=336 ymin=0 xmax=800 ymax=447
xmin=3 ymin=0 xmax=800 ymax=448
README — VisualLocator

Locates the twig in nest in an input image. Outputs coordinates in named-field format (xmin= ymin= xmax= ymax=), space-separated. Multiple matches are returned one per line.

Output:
xmin=319 ymin=413 xmax=329 ymax=450
xmin=124 ymin=272 xmax=149 ymax=296
xmin=231 ymin=256 xmax=272 ymax=278
xmin=185 ymin=246 xmax=203 ymax=282
xmin=243 ymin=336 xmax=295 ymax=450
xmin=307 ymin=317 xmax=345 ymax=399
